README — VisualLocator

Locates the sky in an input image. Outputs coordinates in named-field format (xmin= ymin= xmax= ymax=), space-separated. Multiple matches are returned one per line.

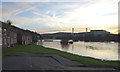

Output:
xmin=1 ymin=0 xmax=119 ymax=34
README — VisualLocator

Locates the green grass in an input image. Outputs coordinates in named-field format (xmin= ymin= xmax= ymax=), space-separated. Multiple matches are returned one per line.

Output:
xmin=3 ymin=43 xmax=120 ymax=69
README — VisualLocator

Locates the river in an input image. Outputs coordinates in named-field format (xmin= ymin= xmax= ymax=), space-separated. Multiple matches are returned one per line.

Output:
xmin=38 ymin=40 xmax=119 ymax=61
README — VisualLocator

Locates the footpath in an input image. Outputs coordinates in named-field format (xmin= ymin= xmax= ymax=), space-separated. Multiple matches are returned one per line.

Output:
xmin=2 ymin=53 xmax=119 ymax=72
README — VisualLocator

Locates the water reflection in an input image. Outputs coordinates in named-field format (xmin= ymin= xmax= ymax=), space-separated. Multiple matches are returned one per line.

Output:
xmin=37 ymin=40 xmax=43 ymax=45
xmin=86 ymin=46 xmax=98 ymax=50
xmin=61 ymin=43 xmax=69 ymax=51
xmin=72 ymin=45 xmax=74 ymax=51
xmin=40 ymin=40 xmax=119 ymax=61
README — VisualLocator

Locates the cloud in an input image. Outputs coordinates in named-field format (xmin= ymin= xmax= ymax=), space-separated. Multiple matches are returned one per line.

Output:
xmin=31 ymin=11 xmax=63 ymax=28
xmin=2 ymin=2 xmax=36 ymax=18
xmin=14 ymin=7 xmax=35 ymax=16
xmin=1 ymin=1 xmax=119 ymax=34
xmin=31 ymin=11 xmax=49 ymax=18
xmin=2 ymin=0 xmax=99 ymax=2
xmin=45 ymin=11 xmax=50 ymax=14
xmin=57 ymin=0 xmax=118 ymax=28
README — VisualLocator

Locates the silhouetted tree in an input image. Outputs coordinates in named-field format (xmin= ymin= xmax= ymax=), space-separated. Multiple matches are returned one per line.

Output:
xmin=5 ymin=20 xmax=12 ymax=25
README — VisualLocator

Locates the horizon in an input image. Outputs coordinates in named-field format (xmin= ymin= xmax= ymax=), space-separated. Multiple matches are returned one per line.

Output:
xmin=40 ymin=29 xmax=117 ymax=34
xmin=1 ymin=0 xmax=118 ymax=34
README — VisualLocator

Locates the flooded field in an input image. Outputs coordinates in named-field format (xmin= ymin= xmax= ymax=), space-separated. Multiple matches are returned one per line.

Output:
xmin=38 ymin=40 xmax=119 ymax=61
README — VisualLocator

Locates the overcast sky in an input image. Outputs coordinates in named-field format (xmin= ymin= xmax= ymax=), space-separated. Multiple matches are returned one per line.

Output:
xmin=1 ymin=0 xmax=119 ymax=34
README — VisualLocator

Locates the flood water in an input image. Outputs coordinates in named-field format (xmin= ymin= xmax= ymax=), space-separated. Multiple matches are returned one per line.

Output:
xmin=38 ymin=40 xmax=119 ymax=61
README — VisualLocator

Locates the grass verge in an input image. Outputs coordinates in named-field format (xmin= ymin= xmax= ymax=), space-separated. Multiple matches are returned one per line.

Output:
xmin=3 ymin=43 xmax=120 ymax=69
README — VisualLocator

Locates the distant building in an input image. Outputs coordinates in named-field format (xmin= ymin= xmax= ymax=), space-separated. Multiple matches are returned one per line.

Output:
xmin=90 ymin=30 xmax=110 ymax=37
xmin=74 ymin=30 xmax=111 ymax=42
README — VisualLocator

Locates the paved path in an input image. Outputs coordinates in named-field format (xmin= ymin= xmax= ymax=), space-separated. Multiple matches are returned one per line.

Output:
xmin=2 ymin=53 xmax=119 ymax=72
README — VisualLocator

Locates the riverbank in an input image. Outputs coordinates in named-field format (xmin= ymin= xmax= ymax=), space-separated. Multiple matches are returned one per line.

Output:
xmin=3 ymin=43 xmax=120 ymax=69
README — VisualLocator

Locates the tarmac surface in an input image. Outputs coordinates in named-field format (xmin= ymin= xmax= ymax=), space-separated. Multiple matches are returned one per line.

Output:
xmin=2 ymin=53 xmax=119 ymax=72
